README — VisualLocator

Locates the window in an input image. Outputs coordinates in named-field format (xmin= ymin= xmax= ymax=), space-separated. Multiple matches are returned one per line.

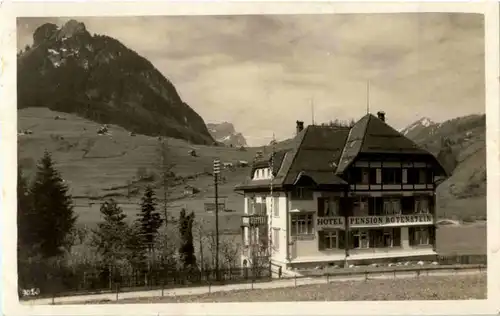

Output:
xmin=291 ymin=214 xmax=314 ymax=236
xmin=291 ymin=187 xmax=314 ymax=200
xmin=258 ymin=226 xmax=268 ymax=248
xmin=369 ymin=168 xmax=377 ymax=184
xmin=418 ymin=169 xmax=427 ymax=184
xmin=323 ymin=231 xmax=338 ymax=249
xmin=319 ymin=230 xmax=345 ymax=250
xmin=370 ymin=228 xmax=401 ymax=248
xmin=249 ymin=227 xmax=258 ymax=244
xmin=426 ymin=169 xmax=434 ymax=184
xmin=402 ymin=168 xmax=408 ymax=184
xmin=353 ymin=197 xmax=369 ymax=216
xmin=382 ymin=168 xmax=402 ymax=185
xmin=361 ymin=168 xmax=370 ymax=184
xmin=272 ymin=197 xmax=279 ymax=217
xmin=249 ymin=198 xmax=267 ymax=215
xmin=350 ymin=168 xmax=362 ymax=183
xmin=352 ymin=230 xmax=369 ymax=249
xmin=414 ymin=196 xmax=429 ymax=214
xmin=383 ymin=198 xmax=401 ymax=215
xmin=272 ymin=228 xmax=280 ymax=250
xmin=410 ymin=227 xmax=430 ymax=246
xmin=318 ymin=197 xmax=339 ymax=217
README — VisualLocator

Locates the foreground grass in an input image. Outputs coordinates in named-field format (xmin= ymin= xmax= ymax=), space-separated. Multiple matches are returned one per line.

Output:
xmin=105 ymin=275 xmax=485 ymax=303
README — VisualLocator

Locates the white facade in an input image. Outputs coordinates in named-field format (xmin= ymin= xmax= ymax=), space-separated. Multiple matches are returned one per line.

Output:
xmin=241 ymin=161 xmax=438 ymax=272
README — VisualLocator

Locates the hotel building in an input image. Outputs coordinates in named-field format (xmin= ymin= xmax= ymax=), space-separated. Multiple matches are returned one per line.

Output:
xmin=235 ymin=111 xmax=448 ymax=271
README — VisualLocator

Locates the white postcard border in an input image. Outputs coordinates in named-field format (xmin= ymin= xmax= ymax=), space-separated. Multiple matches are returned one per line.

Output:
xmin=1 ymin=1 xmax=498 ymax=315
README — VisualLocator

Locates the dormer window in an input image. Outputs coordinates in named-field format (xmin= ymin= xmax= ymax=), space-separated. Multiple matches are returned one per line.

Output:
xmin=253 ymin=168 xmax=273 ymax=180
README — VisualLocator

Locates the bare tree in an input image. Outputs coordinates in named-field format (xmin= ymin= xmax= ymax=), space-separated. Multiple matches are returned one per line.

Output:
xmin=154 ymin=139 xmax=176 ymax=261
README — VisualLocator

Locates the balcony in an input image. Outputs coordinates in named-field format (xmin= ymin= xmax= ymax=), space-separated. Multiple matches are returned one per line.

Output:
xmin=241 ymin=214 xmax=267 ymax=227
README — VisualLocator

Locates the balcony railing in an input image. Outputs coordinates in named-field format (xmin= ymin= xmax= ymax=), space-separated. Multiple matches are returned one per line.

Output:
xmin=241 ymin=214 xmax=267 ymax=227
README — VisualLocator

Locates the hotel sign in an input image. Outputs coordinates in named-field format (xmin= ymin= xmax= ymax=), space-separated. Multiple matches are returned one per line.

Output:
xmin=317 ymin=217 xmax=345 ymax=229
xmin=349 ymin=214 xmax=433 ymax=228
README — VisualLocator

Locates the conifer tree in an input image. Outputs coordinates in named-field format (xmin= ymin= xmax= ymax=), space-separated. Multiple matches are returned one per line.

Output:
xmin=17 ymin=166 xmax=32 ymax=251
xmin=137 ymin=186 xmax=163 ymax=257
xmin=29 ymin=151 xmax=77 ymax=258
xmin=92 ymin=199 xmax=129 ymax=266
xmin=178 ymin=208 xmax=196 ymax=270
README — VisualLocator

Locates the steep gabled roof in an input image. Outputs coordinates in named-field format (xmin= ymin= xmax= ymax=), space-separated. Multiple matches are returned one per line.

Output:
xmin=235 ymin=125 xmax=349 ymax=190
xmin=336 ymin=114 xmax=429 ymax=174
xmin=282 ymin=125 xmax=349 ymax=186
xmin=235 ymin=113 xmax=448 ymax=191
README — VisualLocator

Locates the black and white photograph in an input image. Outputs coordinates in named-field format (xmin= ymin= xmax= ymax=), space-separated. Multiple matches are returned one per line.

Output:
xmin=1 ymin=1 xmax=499 ymax=315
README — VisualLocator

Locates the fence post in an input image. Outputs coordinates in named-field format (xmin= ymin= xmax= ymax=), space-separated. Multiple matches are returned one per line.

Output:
xmin=208 ymin=279 xmax=211 ymax=293
xmin=364 ymin=271 xmax=368 ymax=282
xmin=326 ymin=273 xmax=329 ymax=284
xmin=115 ymin=283 xmax=119 ymax=301
xmin=294 ymin=275 xmax=297 ymax=287
xmin=51 ymin=293 xmax=55 ymax=305
xmin=393 ymin=270 xmax=396 ymax=279
xmin=161 ymin=280 xmax=165 ymax=297
xmin=251 ymin=278 xmax=254 ymax=290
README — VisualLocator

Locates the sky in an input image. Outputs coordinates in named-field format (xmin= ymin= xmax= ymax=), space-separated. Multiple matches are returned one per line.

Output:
xmin=17 ymin=13 xmax=485 ymax=146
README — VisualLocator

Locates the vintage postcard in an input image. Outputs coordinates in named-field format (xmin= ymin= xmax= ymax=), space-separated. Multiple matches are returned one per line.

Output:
xmin=1 ymin=1 xmax=499 ymax=316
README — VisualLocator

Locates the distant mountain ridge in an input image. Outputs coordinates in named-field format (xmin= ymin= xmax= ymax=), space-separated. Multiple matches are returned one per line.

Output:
xmin=206 ymin=122 xmax=248 ymax=147
xmin=402 ymin=114 xmax=486 ymax=219
xmin=17 ymin=19 xmax=215 ymax=145
xmin=400 ymin=117 xmax=437 ymax=139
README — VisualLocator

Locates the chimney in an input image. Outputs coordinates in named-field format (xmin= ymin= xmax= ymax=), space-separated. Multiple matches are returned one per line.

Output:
xmin=377 ymin=111 xmax=386 ymax=122
xmin=296 ymin=120 xmax=304 ymax=135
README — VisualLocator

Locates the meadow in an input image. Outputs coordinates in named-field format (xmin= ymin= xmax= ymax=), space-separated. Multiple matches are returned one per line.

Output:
xmin=103 ymin=274 xmax=486 ymax=303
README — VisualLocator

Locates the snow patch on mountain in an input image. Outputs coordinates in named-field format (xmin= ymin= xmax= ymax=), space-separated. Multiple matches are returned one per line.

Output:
xmin=400 ymin=117 xmax=436 ymax=136
xmin=206 ymin=122 xmax=247 ymax=147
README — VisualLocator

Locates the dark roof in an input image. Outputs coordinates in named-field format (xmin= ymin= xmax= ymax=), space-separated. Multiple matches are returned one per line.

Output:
xmin=336 ymin=114 xmax=430 ymax=174
xmin=250 ymin=149 xmax=289 ymax=176
xmin=235 ymin=126 xmax=349 ymax=190
xmin=282 ymin=125 xmax=349 ymax=186
xmin=236 ymin=113 xmax=448 ymax=191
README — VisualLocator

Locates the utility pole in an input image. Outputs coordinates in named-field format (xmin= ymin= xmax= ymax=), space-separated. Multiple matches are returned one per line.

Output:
xmin=213 ymin=159 xmax=221 ymax=281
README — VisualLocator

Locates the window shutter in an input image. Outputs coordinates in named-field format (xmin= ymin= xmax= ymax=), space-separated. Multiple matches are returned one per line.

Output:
xmin=395 ymin=168 xmax=402 ymax=183
xmin=317 ymin=198 xmax=325 ymax=217
xmin=428 ymin=196 xmax=435 ymax=213
xmin=369 ymin=230 xmax=376 ymax=247
xmin=393 ymin=228 xmax=401 ymax=247
xmin=408 ymin=227 xmax=415 ymax=246
xmin=318 ymin=231 xmax=325 ymax=251
xmin=338 ymin=230 xmax=345 ymax=249
xmin=429 ymin=226 xmax=436 ymax=247
xmin=349 ymin=231 xmax=355 ymax=249
xmin=339 ymin=198 xmax=347 ymax=217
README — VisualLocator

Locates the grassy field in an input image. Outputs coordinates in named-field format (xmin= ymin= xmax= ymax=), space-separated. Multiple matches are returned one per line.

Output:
xmin=103 ymin=274 xmax=486 ymax=303
xmin=18 ymin=107 xmax=260 ymax=227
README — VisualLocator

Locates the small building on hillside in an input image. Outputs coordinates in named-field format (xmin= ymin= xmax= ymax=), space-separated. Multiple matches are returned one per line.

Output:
xmin=235 ymin=111 xmax=448 ymax=273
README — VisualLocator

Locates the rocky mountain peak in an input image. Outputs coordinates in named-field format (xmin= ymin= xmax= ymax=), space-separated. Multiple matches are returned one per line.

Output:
xmin=32 ymin=20 xmax=90 ymax=47
xmin=207 ymin=122 xmax=247 ymax=147
xmin=58 ymin=19 xmax=88 ymax=39
xmin=33 ymin=23 xmax=59 ymax=46
xmin=18 ymin=20 xmax=215 ymax=145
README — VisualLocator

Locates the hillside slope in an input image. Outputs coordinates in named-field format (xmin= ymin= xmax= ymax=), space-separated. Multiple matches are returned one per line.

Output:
xmin=404 ymin=114 xmax=486 ymax=219
xmin=18 ymin=107 xmax=257 ymax=226
xmin=17 ymin=19 xmax=214 ymax=145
